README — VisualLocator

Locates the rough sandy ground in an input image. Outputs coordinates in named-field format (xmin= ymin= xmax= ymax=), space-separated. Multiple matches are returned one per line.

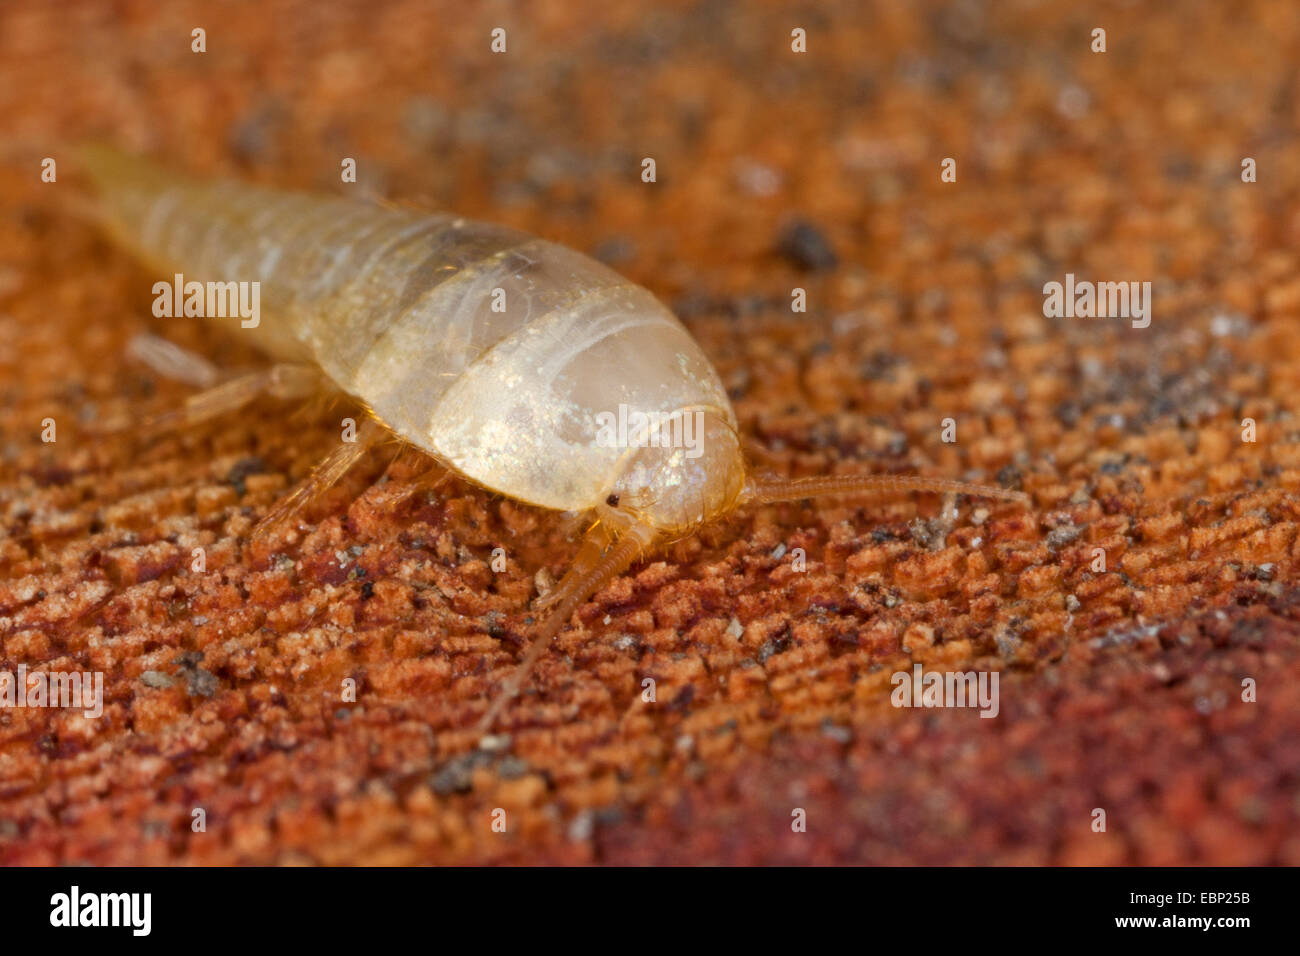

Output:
xmin=2 ymin=0 xmax=1299 ymax=864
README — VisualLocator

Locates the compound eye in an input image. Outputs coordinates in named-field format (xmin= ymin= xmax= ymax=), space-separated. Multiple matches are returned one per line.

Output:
xmin=605 ymin=493 xmax=620 ymax=507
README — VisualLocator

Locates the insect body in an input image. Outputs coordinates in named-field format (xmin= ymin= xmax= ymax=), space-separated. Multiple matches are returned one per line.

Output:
xmin=79 ymin=148 xmax=1028 ymax=732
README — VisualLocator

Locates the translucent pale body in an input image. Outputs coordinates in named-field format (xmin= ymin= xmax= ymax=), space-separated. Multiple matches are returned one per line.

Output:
xmin=86 ymin=151 xmax=736 ymax=510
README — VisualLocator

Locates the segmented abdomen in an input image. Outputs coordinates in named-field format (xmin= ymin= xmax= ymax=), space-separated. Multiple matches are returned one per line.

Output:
xmin=84 ymin=150 xmax=735 ymax=511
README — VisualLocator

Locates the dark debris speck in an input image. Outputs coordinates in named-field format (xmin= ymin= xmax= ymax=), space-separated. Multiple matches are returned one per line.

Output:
xmin=173 ymin=651 xmax=219 ymax=698
xmin=775 ymin=219 xmax=838 ymax=271
xmin=226 ymin=456 xmax=266 ymax=496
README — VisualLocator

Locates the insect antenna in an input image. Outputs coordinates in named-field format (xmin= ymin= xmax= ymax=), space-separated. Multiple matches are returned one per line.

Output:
xmin=745 ymin=472 xmax=1030 ymax=505
xmin=475 ymin=529 xmax=652 ymax=734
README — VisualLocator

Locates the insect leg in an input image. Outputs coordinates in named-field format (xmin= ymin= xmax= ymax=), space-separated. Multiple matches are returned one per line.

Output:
xmin=140 ymin=363 xmax=323 ymax=434
xmin=385 ymin=460 xmax=452 ymax=508
xmin=475 ymin=526 xmax=656 ymax=735
xmin=251 ymin=418 xmax=387 ymax=541
xmin=125 ymin=333 xmax=221 ymax=388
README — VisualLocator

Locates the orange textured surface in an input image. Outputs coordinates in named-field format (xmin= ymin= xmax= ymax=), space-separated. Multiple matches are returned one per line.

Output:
xmin=2 ymin=0 xmax=1300 ymax=864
